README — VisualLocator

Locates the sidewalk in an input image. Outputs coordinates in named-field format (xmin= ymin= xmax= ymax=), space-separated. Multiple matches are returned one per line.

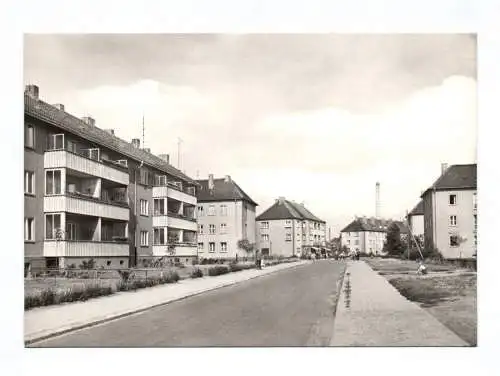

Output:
xmin=330 ymin=261 xmax=468 ymax=346
xmin=25 ymin=260 xmax=310 ymax=344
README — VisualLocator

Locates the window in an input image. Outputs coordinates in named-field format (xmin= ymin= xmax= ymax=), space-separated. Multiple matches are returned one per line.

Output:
xmin=140 ymin=168 xmax=150 ymax=185
xmin=262 ymin=234 xmax=269 ymax=242
xmin=473 ymin=193 xmax=477 ymax=210
xmin=354 ymin=240 xmax=359 ymax=245
xmin=25 ymin=171 xmax=35 ymax=195
xmin=107 ymin=260 xmax=112 ymax=266
xmin=45 ymin=170 xmax=62 ymax=195
xmin=66 ymin=222 xmax=77 ymax=240
xmin=474 ymin=214 xmax=477 ymax=249
xmin=120 ymin=260 xmax=124 ymax=265
xmin=285 ymin=233 xmax=292 ymax=242
xmin=208 ymin=205 xmax=216 ymax=216
xmin=197 ymin=206 xmax=204 ymax=217
xmin=347 ymin=240 xmax=350 ymax=244
xmin=140 ymin=231 xmax=149 ymax=246
xmin=198 ymin=224 xmax=204 ymax=235
xmin=140 ymin=199 xmax=149 ymax=216
xmin=285 ymin=220 xmax=291 ymax=225
xmin=45 ymin=214 xmax=61 ymax=239
xmin=198 ymin=242 xmax=204 ymax=251
xmin=220 ymin=205 xmax=228 ymax=216
xmin=449 ymin=235 xmax=459 ymax=247
xmin=186 ymin=187 xmax=196 ymax=196
xmin=154 ymin=228 xmax=165 ymax=245
xmin=155 ymin=175 xmax=167 ymax=186
xmin=84 ymin=148 xmax=100 ymax=161
xmin=261 ymin=221 xmax=269 ymax=229
xmin=153 ymin=199 xmax=165 ymax=215
xmin=25 ymin=218 xmax=34 ymax=241
xmin=220 ymin=223 xmax=227 ymax=234
xmin=209 ymin=242 xmax=215 ymax=253
xmin=449 ymin=215 xmax=457 ymax=226
xmin=449 ymin=194 xmax=457 ymax=205
xmin=220 ymin=242 xmax=227 ymax=253
xmin=209 ymin=224 xmax=216 ymax=234
xmin=25 ymin=124 xmax=35 ymax=148
xmin=47 ymin=133 xmax=64 ymax=150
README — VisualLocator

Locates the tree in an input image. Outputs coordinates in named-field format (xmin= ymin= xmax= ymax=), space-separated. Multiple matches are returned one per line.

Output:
xmin=237 ymin=239 xmax=255 ymax=254
xmin=383 ymin=223 xmax=405 ymax=256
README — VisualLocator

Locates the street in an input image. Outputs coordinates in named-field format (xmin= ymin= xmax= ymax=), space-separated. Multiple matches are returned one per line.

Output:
xmin=31 ymin=260 xmax=345 ymax=347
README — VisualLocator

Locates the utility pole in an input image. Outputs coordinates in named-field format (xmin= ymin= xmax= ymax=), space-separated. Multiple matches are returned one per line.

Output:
xmin=142 ymin=114 xmax=145 ymax=148
xmin=177 ymin=137 xmax=183 ymax=169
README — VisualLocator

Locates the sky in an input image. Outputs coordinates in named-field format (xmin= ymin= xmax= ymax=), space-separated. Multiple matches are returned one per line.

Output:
xmin=24 ymin=34 xmax=477 ymax=236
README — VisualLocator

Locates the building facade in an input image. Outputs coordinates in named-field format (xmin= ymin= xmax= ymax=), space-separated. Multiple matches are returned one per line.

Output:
xmin=256 ymin=198 xmax=326 ymax=257
xmin=24 ymin=85 xmax=198 ymax=272
xmin=196 ymin=175 xmax=258 ymax=260
xmin=407 ymin=200 xmax=424 ymax=237
xmin=340 ymin=217 xmax=409 ymax=255
xmin=421 ymin=164 xmax=477 ymax=259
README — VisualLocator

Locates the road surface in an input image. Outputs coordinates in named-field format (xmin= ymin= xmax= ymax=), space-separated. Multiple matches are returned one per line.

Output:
xmin=31 ymin=260 xmax=345 ymax=347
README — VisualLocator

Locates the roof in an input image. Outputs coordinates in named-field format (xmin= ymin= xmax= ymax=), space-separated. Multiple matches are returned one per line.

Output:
xmin=408 ymin=200 xmax=424 ymax=216
xmin=340 ymin=217 xmax=409 ymax=234
xmin=196 ymin=178 xmax=258 ymax=206
xmin=256 ymin=198 xmax=326 ymax=223
xmin=421 ymin=164 xmax=477 ymax=197
xmin=24 ymin=93 xmax=197 ymax=184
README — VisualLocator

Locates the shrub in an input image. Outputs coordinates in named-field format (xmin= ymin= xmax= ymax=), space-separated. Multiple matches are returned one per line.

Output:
xmin=191 ymin=268 xmax=204 ymax=279
xmin=229 ymin=263 xmax=243 ymax=272
xmin=208 ymin=265 xmax=230 ymax=276
xmin=117 ymin=269 xmax=132 ymax=282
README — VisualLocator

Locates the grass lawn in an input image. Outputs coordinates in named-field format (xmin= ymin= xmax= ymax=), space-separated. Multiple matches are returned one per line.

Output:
xmin=365 ymin=258 xmax=477 ymax=346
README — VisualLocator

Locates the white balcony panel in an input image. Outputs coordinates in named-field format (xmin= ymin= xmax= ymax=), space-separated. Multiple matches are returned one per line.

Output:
xmin=152 ymin=244 xmax=198 ymax=257
xmin=44 ymin=241 xmax=129 ymax=257
xmin=152 ymin=186 xmax=168 ymax=198
xmin=167 ymin=187 xmax=196 ymax=205
xmin=153 ymin=215 xmax=169 ymax=227
xmin=167 ymin=216 xmax=197 ymax=231
xmin=44 ymin=195 xmax=129 ymax=220
xmin=44 ymin=151 xmax=129 ymax=185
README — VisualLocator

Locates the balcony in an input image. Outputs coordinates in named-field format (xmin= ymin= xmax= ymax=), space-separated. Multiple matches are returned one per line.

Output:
xmin=152 ymin=243 xmax=198 ymax=257
xmin=44 ymin=150 xmax=129 ymax=185
xmin=152 ymin=213 xmax=197 ymax=231
xmin=43 ymin=240 xmax=129 ymax=257
xmin=152 ymin=185 xmax=196 ymax=205
xmin=44 ymin=193 xmax=129 ymax=221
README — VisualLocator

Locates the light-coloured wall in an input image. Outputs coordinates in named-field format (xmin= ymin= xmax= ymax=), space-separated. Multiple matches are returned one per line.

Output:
xmin=341 ymin=231 xmax=386 ymax=254
xmin=433 ymin=189 xmax=476 ymax=259
xmin=257 ymin=219 xmax=295 ymax=257
xmin=409 ymin=214 xmax=424 ymax=236
xmin=197 ymin=200 xmax=256 ymax=259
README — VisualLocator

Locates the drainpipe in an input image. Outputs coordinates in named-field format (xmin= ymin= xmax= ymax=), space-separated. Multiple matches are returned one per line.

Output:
xmin=134 ymin=161 xmax=144 ymax=266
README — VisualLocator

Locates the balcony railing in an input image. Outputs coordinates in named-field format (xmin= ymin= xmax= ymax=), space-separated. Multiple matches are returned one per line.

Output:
xmin=44 ymin=149 xmax=129 ymax=185
xmin=44 ymin=194 xmax=129 ymax=221
xmin=43 ymin=240 xmax=129 ymax=257
xmin=152 ymin=243 xmax=198 ymax=257
xmin=66 ymin=190 xmax=129 ymax=208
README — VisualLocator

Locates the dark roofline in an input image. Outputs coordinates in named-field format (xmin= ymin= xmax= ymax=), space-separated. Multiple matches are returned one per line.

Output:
xmin=421 ymin=164 xmax=477 ymax=198
xmin=25 ymin=94 xmax=197 ymax=184
xmin=195 ymin=178 xmax=258 ymax=206
xmin=255 ymin=199 xmax=325 ymax=222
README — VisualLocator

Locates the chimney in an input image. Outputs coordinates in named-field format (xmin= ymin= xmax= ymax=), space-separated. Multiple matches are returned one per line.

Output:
xmin=25 ymin=84 xmax=39 ymax=99
xmin=53 ymin=103 xmax=65 ymax=111
xmin=82 ymin=116 xmax=95 ymax=127
xmin=208 ymin=174 xmax=214 ymax=190
xmin=105 ymin=129 xmax=115 ymax=136
xmin=131 ymin=138 xmax=140 ymax=148
xmin=441 ymin=163 xmax=449 ymax=175
xmin=143 ymin=148 xmax=151 ymax=153
xmin=158 ymin=154 xmax=170 ymax=164
xmin=278 ymin=197 xmax=285 ymax=205
xmin=224 ymin=175 xmax=231 ymax=183
xmin=375 ymin=182 xmax=381 ymax=219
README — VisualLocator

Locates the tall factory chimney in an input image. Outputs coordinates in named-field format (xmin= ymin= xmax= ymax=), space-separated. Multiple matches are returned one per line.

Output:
xmin=376 ymin=182 xmax=381 ymax=219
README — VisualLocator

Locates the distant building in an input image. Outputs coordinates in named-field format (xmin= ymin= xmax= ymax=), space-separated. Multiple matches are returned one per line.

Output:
xmin=256 ymin=197 xmax=327 ymax=257
xmin=340 ymin=217 xmax=409 ymax=255
xmin=196 ymin=175 xmax=258 ymax=260
xmin=407 ymin=200 xmax=424 ymax=236
xmin=421 ymin=164 xmax=477 ymax=259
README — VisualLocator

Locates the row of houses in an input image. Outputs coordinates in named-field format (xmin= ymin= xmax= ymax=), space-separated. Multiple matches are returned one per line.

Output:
xmin=24 ymin=85 xmax=327 ymax=271
xmin=339 ymin=163 xmax=477 ymax=259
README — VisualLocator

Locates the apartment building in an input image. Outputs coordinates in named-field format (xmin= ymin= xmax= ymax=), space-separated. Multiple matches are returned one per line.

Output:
xmin=195 ymin=175 xmax=258 ymax=259
xmin=421 ymin=164 xmax=477 ymax=259
xmin=24 ymin=85 xmax=198 ymax=271
xmin=340 ymin=217 xmax=409 ymax=255
xmin=256 ymin=198 xmax=327 ymax=258
xmin=407 ymin=200 xmax=424 ymax=237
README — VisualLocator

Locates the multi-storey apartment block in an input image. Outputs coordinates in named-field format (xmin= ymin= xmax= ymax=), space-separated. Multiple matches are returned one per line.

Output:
xmin=407 ymin=200 xmax=424 ymax=237
xmin=195 ymin=175 xmax=258 ymax=259
xmin=256 ymin=198 xmax=327 ymax=258
xmin=340 ymin=217 xmax=409 ymax=255
xmin=421 ymin=164 xmax=477 ymax=259
xmin=24 ymin=85 xmax=198 ymax=272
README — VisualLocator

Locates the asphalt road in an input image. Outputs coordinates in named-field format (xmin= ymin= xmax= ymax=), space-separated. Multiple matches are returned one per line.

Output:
xmin=32 ymin=260 xmax=346 ymax=347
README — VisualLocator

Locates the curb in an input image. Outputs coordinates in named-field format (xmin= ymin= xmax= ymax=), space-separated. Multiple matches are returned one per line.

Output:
xmin=25 ymin=260 xmax=310 ymax=345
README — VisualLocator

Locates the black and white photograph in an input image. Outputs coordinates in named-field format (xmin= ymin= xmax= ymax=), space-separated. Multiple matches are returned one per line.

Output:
xmin=22 ymin=33 xmax=478 ymax=348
